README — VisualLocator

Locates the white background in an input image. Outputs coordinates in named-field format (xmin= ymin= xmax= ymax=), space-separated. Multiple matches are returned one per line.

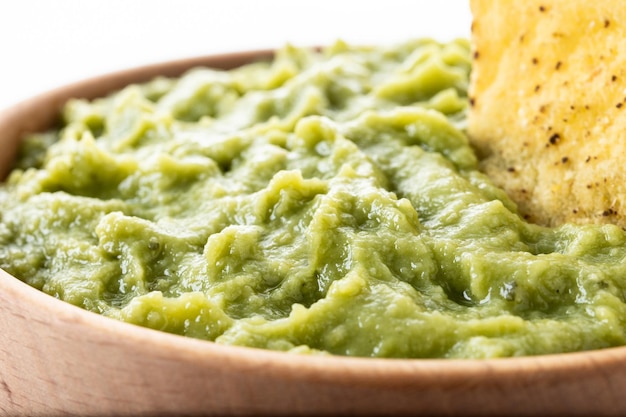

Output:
xmin=0 ymin=0 xmax=471 ymax=112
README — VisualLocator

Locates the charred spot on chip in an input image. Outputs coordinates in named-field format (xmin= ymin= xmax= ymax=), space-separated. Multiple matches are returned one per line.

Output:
xmin=549 ymin=133 xmax=561 ymax=145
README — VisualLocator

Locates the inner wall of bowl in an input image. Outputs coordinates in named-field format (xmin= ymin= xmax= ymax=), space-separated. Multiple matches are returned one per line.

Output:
xmin=0 ymin=132 xmax=19 ymax=181
xmin=0 ymin=107 xmax=44 ymax=180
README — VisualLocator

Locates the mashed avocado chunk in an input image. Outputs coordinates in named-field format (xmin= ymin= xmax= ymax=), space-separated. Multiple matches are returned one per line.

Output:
xmin=2 ymin=39 xmax=626 ymax=358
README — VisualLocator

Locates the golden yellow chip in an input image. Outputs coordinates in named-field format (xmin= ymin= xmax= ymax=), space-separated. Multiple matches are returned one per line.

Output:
xmin=468 ymin=0 xmax=626 ymax=227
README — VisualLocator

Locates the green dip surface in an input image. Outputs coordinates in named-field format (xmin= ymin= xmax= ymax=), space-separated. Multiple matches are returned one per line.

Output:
xmin=3 ymin=39 xmax=626 ymax=358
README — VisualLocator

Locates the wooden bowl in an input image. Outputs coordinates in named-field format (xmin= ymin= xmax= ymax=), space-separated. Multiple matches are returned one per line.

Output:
xmin=2 ymin=50 xmax=626 ymax=417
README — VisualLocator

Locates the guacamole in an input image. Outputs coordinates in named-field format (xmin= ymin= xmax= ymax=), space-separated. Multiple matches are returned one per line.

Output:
xmin=2 ymin=39 xmax=626 ymax=359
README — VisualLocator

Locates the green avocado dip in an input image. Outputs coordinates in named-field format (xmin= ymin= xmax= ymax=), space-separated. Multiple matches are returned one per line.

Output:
xmin=2 ymin=39 xmax=626 ymax=359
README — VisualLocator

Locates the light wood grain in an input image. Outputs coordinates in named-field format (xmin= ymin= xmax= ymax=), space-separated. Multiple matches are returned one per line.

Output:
xmin=2 ymin=50 xmax=626 ymax=416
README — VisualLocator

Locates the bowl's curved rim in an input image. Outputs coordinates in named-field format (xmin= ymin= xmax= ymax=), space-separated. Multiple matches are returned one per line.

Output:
xmin=1 ymin=48 xmax=625 ymax=386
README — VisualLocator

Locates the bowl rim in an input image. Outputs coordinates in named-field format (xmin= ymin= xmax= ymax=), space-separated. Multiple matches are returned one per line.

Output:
xmin=1 ymin=47 xmax=625 ymax=383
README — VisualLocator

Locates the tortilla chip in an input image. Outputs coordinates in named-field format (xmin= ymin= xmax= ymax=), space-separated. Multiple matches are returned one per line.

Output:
xmin=468 ymin=0 xmax=626 ymax=227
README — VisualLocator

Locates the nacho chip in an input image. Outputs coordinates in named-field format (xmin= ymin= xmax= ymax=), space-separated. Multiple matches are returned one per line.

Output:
xmin=468 ymin=0 xmax=626 ymax=227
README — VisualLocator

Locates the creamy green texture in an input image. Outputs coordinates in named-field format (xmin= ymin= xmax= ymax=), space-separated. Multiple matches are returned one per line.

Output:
xmin=2 ymin=39 xmax=626 ymax=358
